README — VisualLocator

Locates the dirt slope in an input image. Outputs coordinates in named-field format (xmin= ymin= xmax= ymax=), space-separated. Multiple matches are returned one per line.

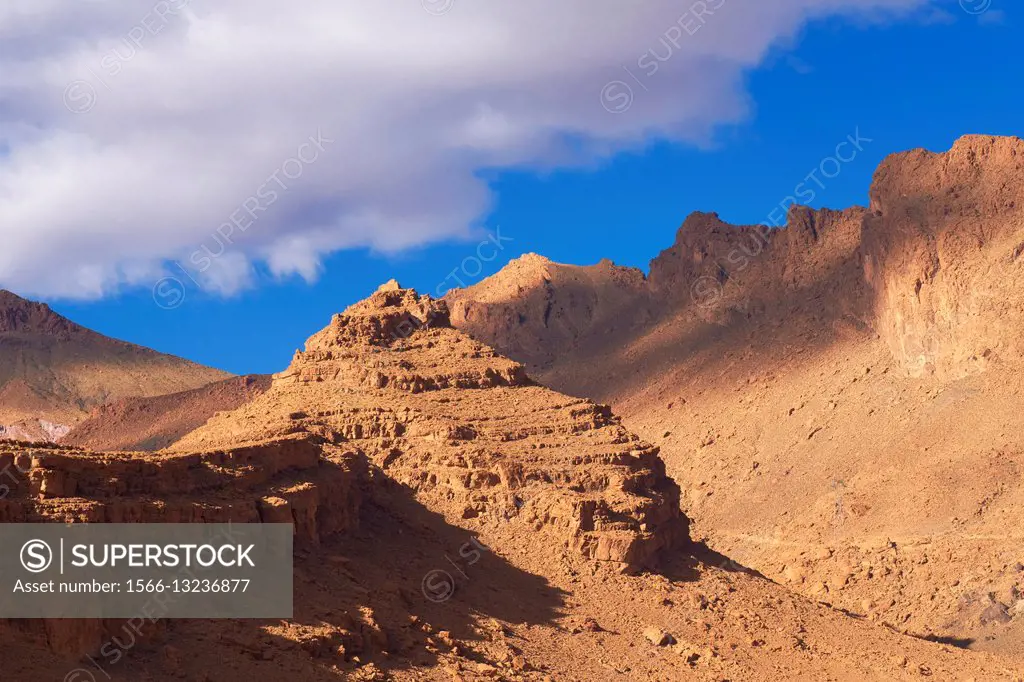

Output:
xmin=0 ymin=290 xmax=231 ymax=439
xmin=62 ymin=374 xmax=272 ymax=451
xmin=2 ymin=283 xmax=1019 ymax=681
xmin=448 ymin=134 xmax=1024 ymax=656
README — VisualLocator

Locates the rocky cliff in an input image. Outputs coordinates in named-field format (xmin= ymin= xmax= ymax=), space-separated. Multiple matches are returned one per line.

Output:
xmin=177 ymin=283 xmax=689 ymax=574
xmin=445 ymin=135 xmax=1024 ymax=653
xmin=0 ymin=434 xmax=364 ymax=657
xmin=863 ymin=134 xmax=1024 ymax=378
xmin=449 ymin=135 xmax=1024 ymax=385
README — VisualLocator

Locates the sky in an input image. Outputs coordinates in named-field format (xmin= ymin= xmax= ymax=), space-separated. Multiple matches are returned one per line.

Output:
xmin=1 ymin=0 xmax=1020 ymax=375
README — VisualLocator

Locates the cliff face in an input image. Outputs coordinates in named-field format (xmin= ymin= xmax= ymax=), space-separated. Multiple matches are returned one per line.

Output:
xmin=445 ymin=135 xmax=1024 ymax=650
xmin=0 ymin=290 xmax=231 ymax=438
xmin=450 ymin=136 xmax=1024 ymax=384
xmin=0 ymin=434 xmax=365 ymax=657
xmin=646 ymin=206 xmax=868 ymax=324
xmin=863 ymin=134 xmax=1024 ymax=378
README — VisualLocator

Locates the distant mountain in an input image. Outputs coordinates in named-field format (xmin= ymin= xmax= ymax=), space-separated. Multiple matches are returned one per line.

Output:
xmin=0 ymin=290 xmax=231 ymax=440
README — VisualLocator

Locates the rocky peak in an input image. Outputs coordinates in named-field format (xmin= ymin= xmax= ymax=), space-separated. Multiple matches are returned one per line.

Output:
xmin=0 ymin=289 xmax=81 ymax=338
xmin=306 ymin=287 xmax=451 ymax=351
xmin=281 ymin=286 xmax=527 ymax=393
xmin=177 ymin=286 xmax=689 ymax=577
xmin=646 ymin=205 xmax=865 ymax=300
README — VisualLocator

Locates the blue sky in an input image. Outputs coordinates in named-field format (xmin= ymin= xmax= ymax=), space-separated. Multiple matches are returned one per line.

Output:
xmin=32 ymin=4 xmax=1024 ymax=374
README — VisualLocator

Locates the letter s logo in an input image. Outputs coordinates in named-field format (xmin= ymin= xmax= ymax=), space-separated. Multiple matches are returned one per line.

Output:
xmin=20 ymin=539 xmax=53 ymax=573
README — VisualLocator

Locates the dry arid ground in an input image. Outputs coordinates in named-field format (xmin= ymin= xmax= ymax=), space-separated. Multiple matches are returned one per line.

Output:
xmin=448 ymin=135 xmax=1024 ymax=662
xmin=3 ymin=136 xmax=1024 ymax=680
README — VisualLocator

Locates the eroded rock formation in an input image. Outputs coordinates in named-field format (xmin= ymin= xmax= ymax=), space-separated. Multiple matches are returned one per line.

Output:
xmin=449 ymin=135 xmax=1024 ymax=383
xmin=178 ymin=285 xmax=688 ymax=573
xmin=2 ymin=284 xmax=688 ymax=661
xmin=0 ymin=435 xmax=364 ymax=656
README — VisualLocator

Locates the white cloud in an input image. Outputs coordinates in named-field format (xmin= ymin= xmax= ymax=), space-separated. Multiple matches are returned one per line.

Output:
xmin=0 ymin=0 xmax=931 ymax=299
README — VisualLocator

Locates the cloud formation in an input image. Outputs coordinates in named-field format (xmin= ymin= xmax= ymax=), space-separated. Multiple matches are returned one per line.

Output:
xmin=0 ymin=0 xmax=930 ymax=299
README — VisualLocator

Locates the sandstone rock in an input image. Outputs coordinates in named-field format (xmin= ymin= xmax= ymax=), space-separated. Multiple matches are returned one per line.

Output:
xmin=643 ymin=627 xmax=675 ymax=647
xmin=177 ymin=287 xmax=688 ymax=574
xmin=863 ymin=135 xmax=1024 ymax=378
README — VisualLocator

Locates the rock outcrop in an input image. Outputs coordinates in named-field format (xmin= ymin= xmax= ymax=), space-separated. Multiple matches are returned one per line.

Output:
xmin=450 ymin=136 xmax=1024 ymax=385
xmin=0 ymin=435 xmax=364 ymax=656
xmin=647 ymin=206 xmax=866 ymax=309
xmin=863 ymin=134 xmax=1024 ymax=378
xmin=0 ymin=435 xmax=361 ymax=533
xmin=178 ymin=286 xmax=688 ymax=573
xmin=448 ymin=205 xmax=869 ymax=381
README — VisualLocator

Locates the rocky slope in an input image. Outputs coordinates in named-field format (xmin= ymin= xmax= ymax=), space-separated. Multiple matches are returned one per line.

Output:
xmin=175 ymin=282 xmax=688 ymax=575
xmin=62 ymin=374 xmax=272 ymax=451
xmin=448 ymin=134 xmax=1024 ymax=656
xmin=446 ymin=254 xmax=652 ymax=369
xmin=0 ymin=290 xmax=231 ymax=438
xmin=4 ymin=283 xmax=1016 ymax=680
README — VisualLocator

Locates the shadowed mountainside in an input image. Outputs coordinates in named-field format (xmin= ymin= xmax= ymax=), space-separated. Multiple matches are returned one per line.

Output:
xmin=0 ymin=290 xmax=231 ymax=440
xmin=62 ymin=374 xmax=272 ymax=451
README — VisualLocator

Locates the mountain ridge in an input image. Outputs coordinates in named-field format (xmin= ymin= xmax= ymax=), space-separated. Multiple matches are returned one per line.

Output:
xmin=0 ymin=288 xmax=232 ymax=439
xmin=445 ymin=133 xmax=1024 ymax=654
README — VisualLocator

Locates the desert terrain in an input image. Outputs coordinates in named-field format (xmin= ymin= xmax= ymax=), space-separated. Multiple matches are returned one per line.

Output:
xmin=449 ymin=134 xmax=1024 ymax=660
xmin=2 ymin=135 xmax=1024 ymax=680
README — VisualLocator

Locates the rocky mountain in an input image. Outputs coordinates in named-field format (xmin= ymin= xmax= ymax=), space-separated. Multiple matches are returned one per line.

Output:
xmin=0 ymin=290 xmax=231 ymax=439
xmin=4 ymin=282 xmax=1012 ymax=680
xmin=446 ymin=253 xmax=652 ymax=369
xmin=448 ymin=135 xmax=1024 ymax=655
xmin=174 ymin=282 xmax=688 ymax=575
